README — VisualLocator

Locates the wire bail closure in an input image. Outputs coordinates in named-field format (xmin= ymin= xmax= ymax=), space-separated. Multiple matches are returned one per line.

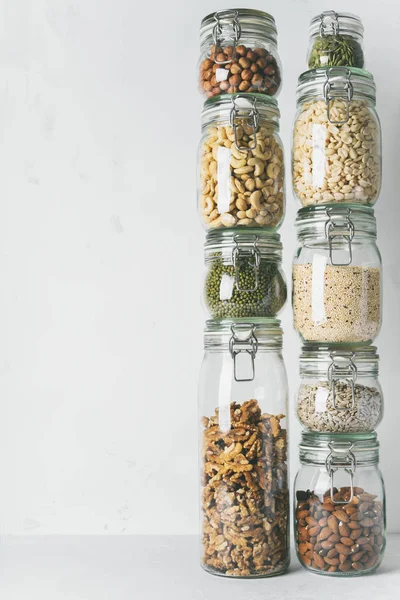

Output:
xmin=325 ymin=207 xmax=355 ymax=266
xmin=230 ymin=95 xmax=260 ymax=151
xmin=327 ymin=351 xmax=358 ymax=410
xmin=212 ymin=9 xmax=241 ymax=65
xmin=325 ymin=441 xmax=356 ymax=504
xmin=319 ymin=10 xmax=339 ymax=36
xmin=232 ymin=234 xmax=261 ymax=292
xmin=323 ymin=68 xmax=353 ymax=124
xmin=229 ymin=323 xmax=258 ymax=382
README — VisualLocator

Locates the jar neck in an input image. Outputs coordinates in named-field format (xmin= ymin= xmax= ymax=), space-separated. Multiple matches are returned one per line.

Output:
xmin=300 ymin=345 xmax=379 ymax=378
xmin=309 ymin=11 xmax=364 ymax=41
xmin=201 ymin=94 xmax=280 ymax=132
xmin=204 ymin=319 xmax=282 ymax=350
xmin=296 ymin=67 xmax=375 ymax=107
xmin=296 ymin=206 xmax=376 ymax=243
xmin=205 ymin=231 xmax=283 ymax=264
xmin=300 ymin=432 xmax=379 ymax=466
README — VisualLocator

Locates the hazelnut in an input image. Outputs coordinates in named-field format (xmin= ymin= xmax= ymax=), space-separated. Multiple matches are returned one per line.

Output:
xmin=210 ymin=75 xmax=218 ymax=87
xmin=230 ymin=63 xmax=242 ymax=75
xmin=235 ymin=45 xmax=247 ymax=56
xmin=256 ymin=57 xmax=267 ymax=69
xmin=203 ymin=81 xmax=213 ymax=92
xmin=250 ymin=63 xmax=259 ymax=73
xmin=254 ymin=47 xmax=267 ymax=57
xmin=264 ymin=65 xmax=276 ymax=76
xmin=201 ymin=58 xmax=214 ymax=71
xmin=238 ymin=57 xmax=251 ymax=69
xmin=216 ymin=53 xmax=226 ymax=63
xmin=241 ymin=69 xmax=252 ymax=81
xmin=228 ymin=74 xmax=241 ymax=86
xmin=219 ymin=80 xmax=229 ymax=91
xmin=224 ymin=45 xmax=233 ymax=57
xmin=212 ymin=87 xmax=221 ymax=96
xmin=246 ymin=50 xmax=257 ymax=62
xmin=252 ymin=73 xmax=263 ymax=87
xmin=238 ymin=80 xmax=250 ymax=91
xmin=202 ymin=69 xmax=213 ymax=81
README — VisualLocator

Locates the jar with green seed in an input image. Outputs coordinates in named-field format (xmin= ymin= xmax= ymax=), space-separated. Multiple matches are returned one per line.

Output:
xmin=204 ymin=229 xmax=286 ymax=319
xmin=307 ymin=11 xmax=364 ymax=69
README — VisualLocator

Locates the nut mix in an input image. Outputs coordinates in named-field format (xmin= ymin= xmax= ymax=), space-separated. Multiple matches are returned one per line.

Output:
xmin=199 ymin=45 xmax=281 ymax=98
xmin=201 ymin=399 xmax=289 ymax=577
xmin=297 ymin=382 xmax=382 ymax=433
xmin=295 ymin=487 xmax=385 ymax=574
xmin=293 ymin=99 xmax=380 ymax=206
xmin=200 ymin=124 xmax=284 ymax=229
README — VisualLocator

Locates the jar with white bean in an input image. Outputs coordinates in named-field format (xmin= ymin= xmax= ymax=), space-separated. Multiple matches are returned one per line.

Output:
xmin=199 ymin=94 xmax=285 ymax=230
xmin=292 ymin=68 xmax=381 ymax=207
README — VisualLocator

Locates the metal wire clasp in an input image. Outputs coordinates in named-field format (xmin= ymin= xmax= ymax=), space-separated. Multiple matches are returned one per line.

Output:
xmin=325 ymin=207 xmax=355 ymax=266
xmin=212 ymin=9 xmax=241 ymax=64
xmin=326 ymin=441 xmax=356 ymax=504
xmin=327 ymin=352 xmax=358 ymax=410
xmin=229 ymin=323 xmax=258 ymax=382
xmin=232 ymin=234 xmax=261 ymax=292
xmin=323 ymin=68 xmax=353 ymax=124
xmin=319 ymin=10 xmax=339 ymax=36
xmin=230 ymin=95 xmax=260 ymax=151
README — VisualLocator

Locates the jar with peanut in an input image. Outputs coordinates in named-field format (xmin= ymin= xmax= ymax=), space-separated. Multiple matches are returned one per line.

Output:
xmin=199 ymin=94 xmax=285 ymax=230
xmin=295 ymin=432 xmax=386 ymax=576
xmin=199 ymin=9 xmax=282 ymax=98
xmin=292 ymin=68 xmax=381 ymax=207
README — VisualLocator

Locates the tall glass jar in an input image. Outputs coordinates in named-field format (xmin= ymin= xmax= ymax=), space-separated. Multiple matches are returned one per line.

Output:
xmin=294 ymin=432 xmax=386 ymax=576
xmin=204 ymin=229 xmax=287 ymax=319
xmin=292 ymin=205 xmax=382 ymax=344
xmin=292 ymin=68 xmax=381 ymax=207
xmin=199 ymin=9 xmax=282 ymax=98
xmin=297 ymin=345 xmax=383 ymax=433
xmin=307 ymin=11 xmax=364 ymax=69
xmin=199 ymin=94 xmax=285 ymax=230
xmin=199 ymin=319 xmax=289 ymax=577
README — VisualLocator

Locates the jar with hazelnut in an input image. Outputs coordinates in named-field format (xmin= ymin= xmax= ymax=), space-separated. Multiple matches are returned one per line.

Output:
xmin=199 ymin=9 xmax=282 ymax=98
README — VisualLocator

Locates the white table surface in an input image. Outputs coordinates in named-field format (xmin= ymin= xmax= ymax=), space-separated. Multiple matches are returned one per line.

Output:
xmin=0 ymin=534 xmax=398 ymax=599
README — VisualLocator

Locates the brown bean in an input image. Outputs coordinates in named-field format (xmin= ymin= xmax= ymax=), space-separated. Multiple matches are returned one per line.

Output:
xmin=300 ymin=554 xmax=312 ymax=566
xmin=328 ymin=515 xmax=339 ymax=533
xmin=322 ymin=502 xmax=335 ymax=512
xmin=357 ymin=537 xmax=370 ymax=545
xmin=352 ymin=561 xmax=364 ymax=571
xmin=360 ymin=518 xmax=374 ymax=527
xmin=339 ymin=522 xmax=350 ymax=537
xmin=321 ymin=540 xmax=334 ymax=550
xmin=340 ymin=537 xmax=354 ymax=547
xmin=328 ymin=566 xmax=337 ymax=572
xmin=305 ymin=516 xmax=318 ymax=527
xmin=339 ymin=561 xmax=351 ymax=572
xmin=298 ymin=542 xmax=308 ymax=555
xmin=313 ymin=552 xmax=325 ymax=569
xmin=324 ymin=556 xmax=339 ymax=566
xmin=319 ymin=517 xmax=328 ymax=527
xmin=318 ymin=527 xmax=331 ymax=541
xmin=328 ymin=534 xmax=340 ymax=544
xmin=348 ymin=521 xmax=362 ymax=530
xmin=327 ymin=548 xmax=338 ymax=558
xmin=334 ymin=510 xmax=349 ymax=523
xmin=335 ymin=543 xmax=351 ymax=556
xmin=350 ymin=529 xmax=362 ymax=540
xmin=308 ymin=525 xmax=320 ymax=536
xmin=352 ymin=551 xmax=365 ymax=562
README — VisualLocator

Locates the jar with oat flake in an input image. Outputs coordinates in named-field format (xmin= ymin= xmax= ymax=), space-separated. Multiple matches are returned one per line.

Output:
xmin=199 ymin=319 xmax=289 ymax=577
xmin=292 ymin=68 xmax=381 ymax=207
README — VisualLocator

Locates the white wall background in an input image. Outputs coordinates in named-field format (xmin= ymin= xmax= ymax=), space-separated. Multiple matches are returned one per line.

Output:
xmin=0 ymin=0 xmax=399 ymax=535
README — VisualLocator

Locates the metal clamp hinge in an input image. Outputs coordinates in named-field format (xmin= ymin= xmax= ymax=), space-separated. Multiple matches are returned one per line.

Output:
xmin=232 ymin=234 xmax=261 ymax=292
xmin=326 ymin=442 xmax=357 ymax=504
xmin=327 ymin=351 xmax=358 ymax=410
xmin=229 ymin=95 xmax=260 ymax=151
xmin=229 ymin=324 xmax=258 ymax=382
xmin=325 ymin=207 xmax=355 ymax=266
xmin=212 ymin=9 xmax=241 ymax=64
xmin=319 ymin=10 xmax=339 ymax=36
xmin=323 ymin=68 xmax=353 ymax=124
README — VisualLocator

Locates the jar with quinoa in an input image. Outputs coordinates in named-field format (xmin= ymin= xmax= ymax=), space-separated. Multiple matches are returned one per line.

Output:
xmin=292 ymin=68 xmax=381 ymax=207
xmin=199 ymin=319 xmax=289 ymax=577
xmin=199 ymin=94 xmax=285 ymax=230
xmin=297 ymin=344 xmax=383 ymax=433
xmin=307 ymin=11 xmax=364 ymax=69
xmin=204 ymin=230 xmax=287 ymax=319
xmin=292 ymin=205 xmax=382 ymax=344
xmin=295 ymin=432 xmax=386 ymax=576
xmin=199 ymin=9 xmax=282 ymax=99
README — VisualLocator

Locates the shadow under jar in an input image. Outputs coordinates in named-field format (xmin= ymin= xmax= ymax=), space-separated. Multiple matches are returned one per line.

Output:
xmin=294 ymin=432 xmax=386 ymax=576
xmin=297 ymin=344 xmax=383 ymax=433
xmin=199 ymin=9 xmax=282 ymax=99
xmin=199 ymin=94 xmax=285 ymax=230
xmin=307 ymin=11 xmax=364 ymax=69
xmin=204 ymin=229 xmax=286 ymax=319
xmin=199 ymin=319 xmax=289 ymax=577
xmin=292 ymin=205 xmax=382 ymax=345
xmin=292 ymin=68 xmax=381 ymax=207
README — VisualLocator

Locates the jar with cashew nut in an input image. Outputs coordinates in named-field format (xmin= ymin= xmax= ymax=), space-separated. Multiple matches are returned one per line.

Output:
xmin=295 ymin=432 xmax=386 ymax=576
xmin=199 ymin=9 xmax=282 ymax=99
xmin=292 ymin=68 xmax=381 ymax=207
xmin=199 ymin=94 xmax=285 ymax=230
xmin=199 ymin=320 xmax=289 ymax=577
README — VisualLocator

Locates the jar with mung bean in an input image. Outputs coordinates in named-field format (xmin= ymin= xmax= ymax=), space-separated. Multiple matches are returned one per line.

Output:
xmin=307 ymin=11 xmax=364 ymax=69
xmin=199 ymin=94 xmax=285 ymax=230
xmin=292 ymin=205 xmax=382 ymax=344
xmin=292 ymin=68 xmax=381 ymax=207
xmin=297 ymin=345 xmax=383 ymax=433
xmin=199 ymin=9 xmax=282 ymax=99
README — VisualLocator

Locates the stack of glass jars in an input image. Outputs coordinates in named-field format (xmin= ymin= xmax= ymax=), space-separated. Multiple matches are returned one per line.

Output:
xmin=197 ymin=9 xmax=290 ymax=578
xmin=292 ymin=11 xmax=386 ymax=576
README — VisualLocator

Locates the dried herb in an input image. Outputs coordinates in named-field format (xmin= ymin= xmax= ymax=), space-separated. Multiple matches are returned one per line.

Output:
xmin=308 ymin=35 xmax=364 ymax=68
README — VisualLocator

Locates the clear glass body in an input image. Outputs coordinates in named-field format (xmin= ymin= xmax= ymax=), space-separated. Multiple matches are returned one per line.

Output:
xmin=199 ymin=10 xmax=282 ymax=98
xmin=199 ymin=320 xmax=289 ymax=577
xmin=199 ymin=96 xmax=285 ymax=230
xmin=293 ymin=83 xmax=381 ymax=208
xmin=297 ymin=346 xmax=383 ymax=433
xmin=307 ymin=12 xmax=364 ymax=68
xmin=294 ymin=434 xmax=386 ymax=576
xmin=293 ymin=208 xmax=382 ymax=345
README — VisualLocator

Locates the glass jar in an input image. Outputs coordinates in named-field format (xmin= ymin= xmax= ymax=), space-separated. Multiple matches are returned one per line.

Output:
xmin=199 ymin=319 xmax=289 ymax=577
xmin=199 ymin=94 xmax=285 ymax=230
xmin=204 ymin=229 xmax=286 ymax=319
xmin=297 ymin=345 xmax=383 ymax=433
xmin=293 ymin=68 xmax=381 ymax=207
xmin=307 ymin=11 xmax=364 ymax=69
xmin=293 ymin=205 xmax=382 ymax=344
xmin=294 ymin=432 xmax=386 ymax=576
xmin=199 ymin=9 xmax=282 ymax=98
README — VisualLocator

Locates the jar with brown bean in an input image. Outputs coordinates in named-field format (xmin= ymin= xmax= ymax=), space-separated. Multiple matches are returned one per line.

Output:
xmin=295 ymin=432 xmax=386 ymax=576
xmin=199 ymin=95 xmax=285 ymax=230
xmin=199 ymin=9 xmax=282 ymax=98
